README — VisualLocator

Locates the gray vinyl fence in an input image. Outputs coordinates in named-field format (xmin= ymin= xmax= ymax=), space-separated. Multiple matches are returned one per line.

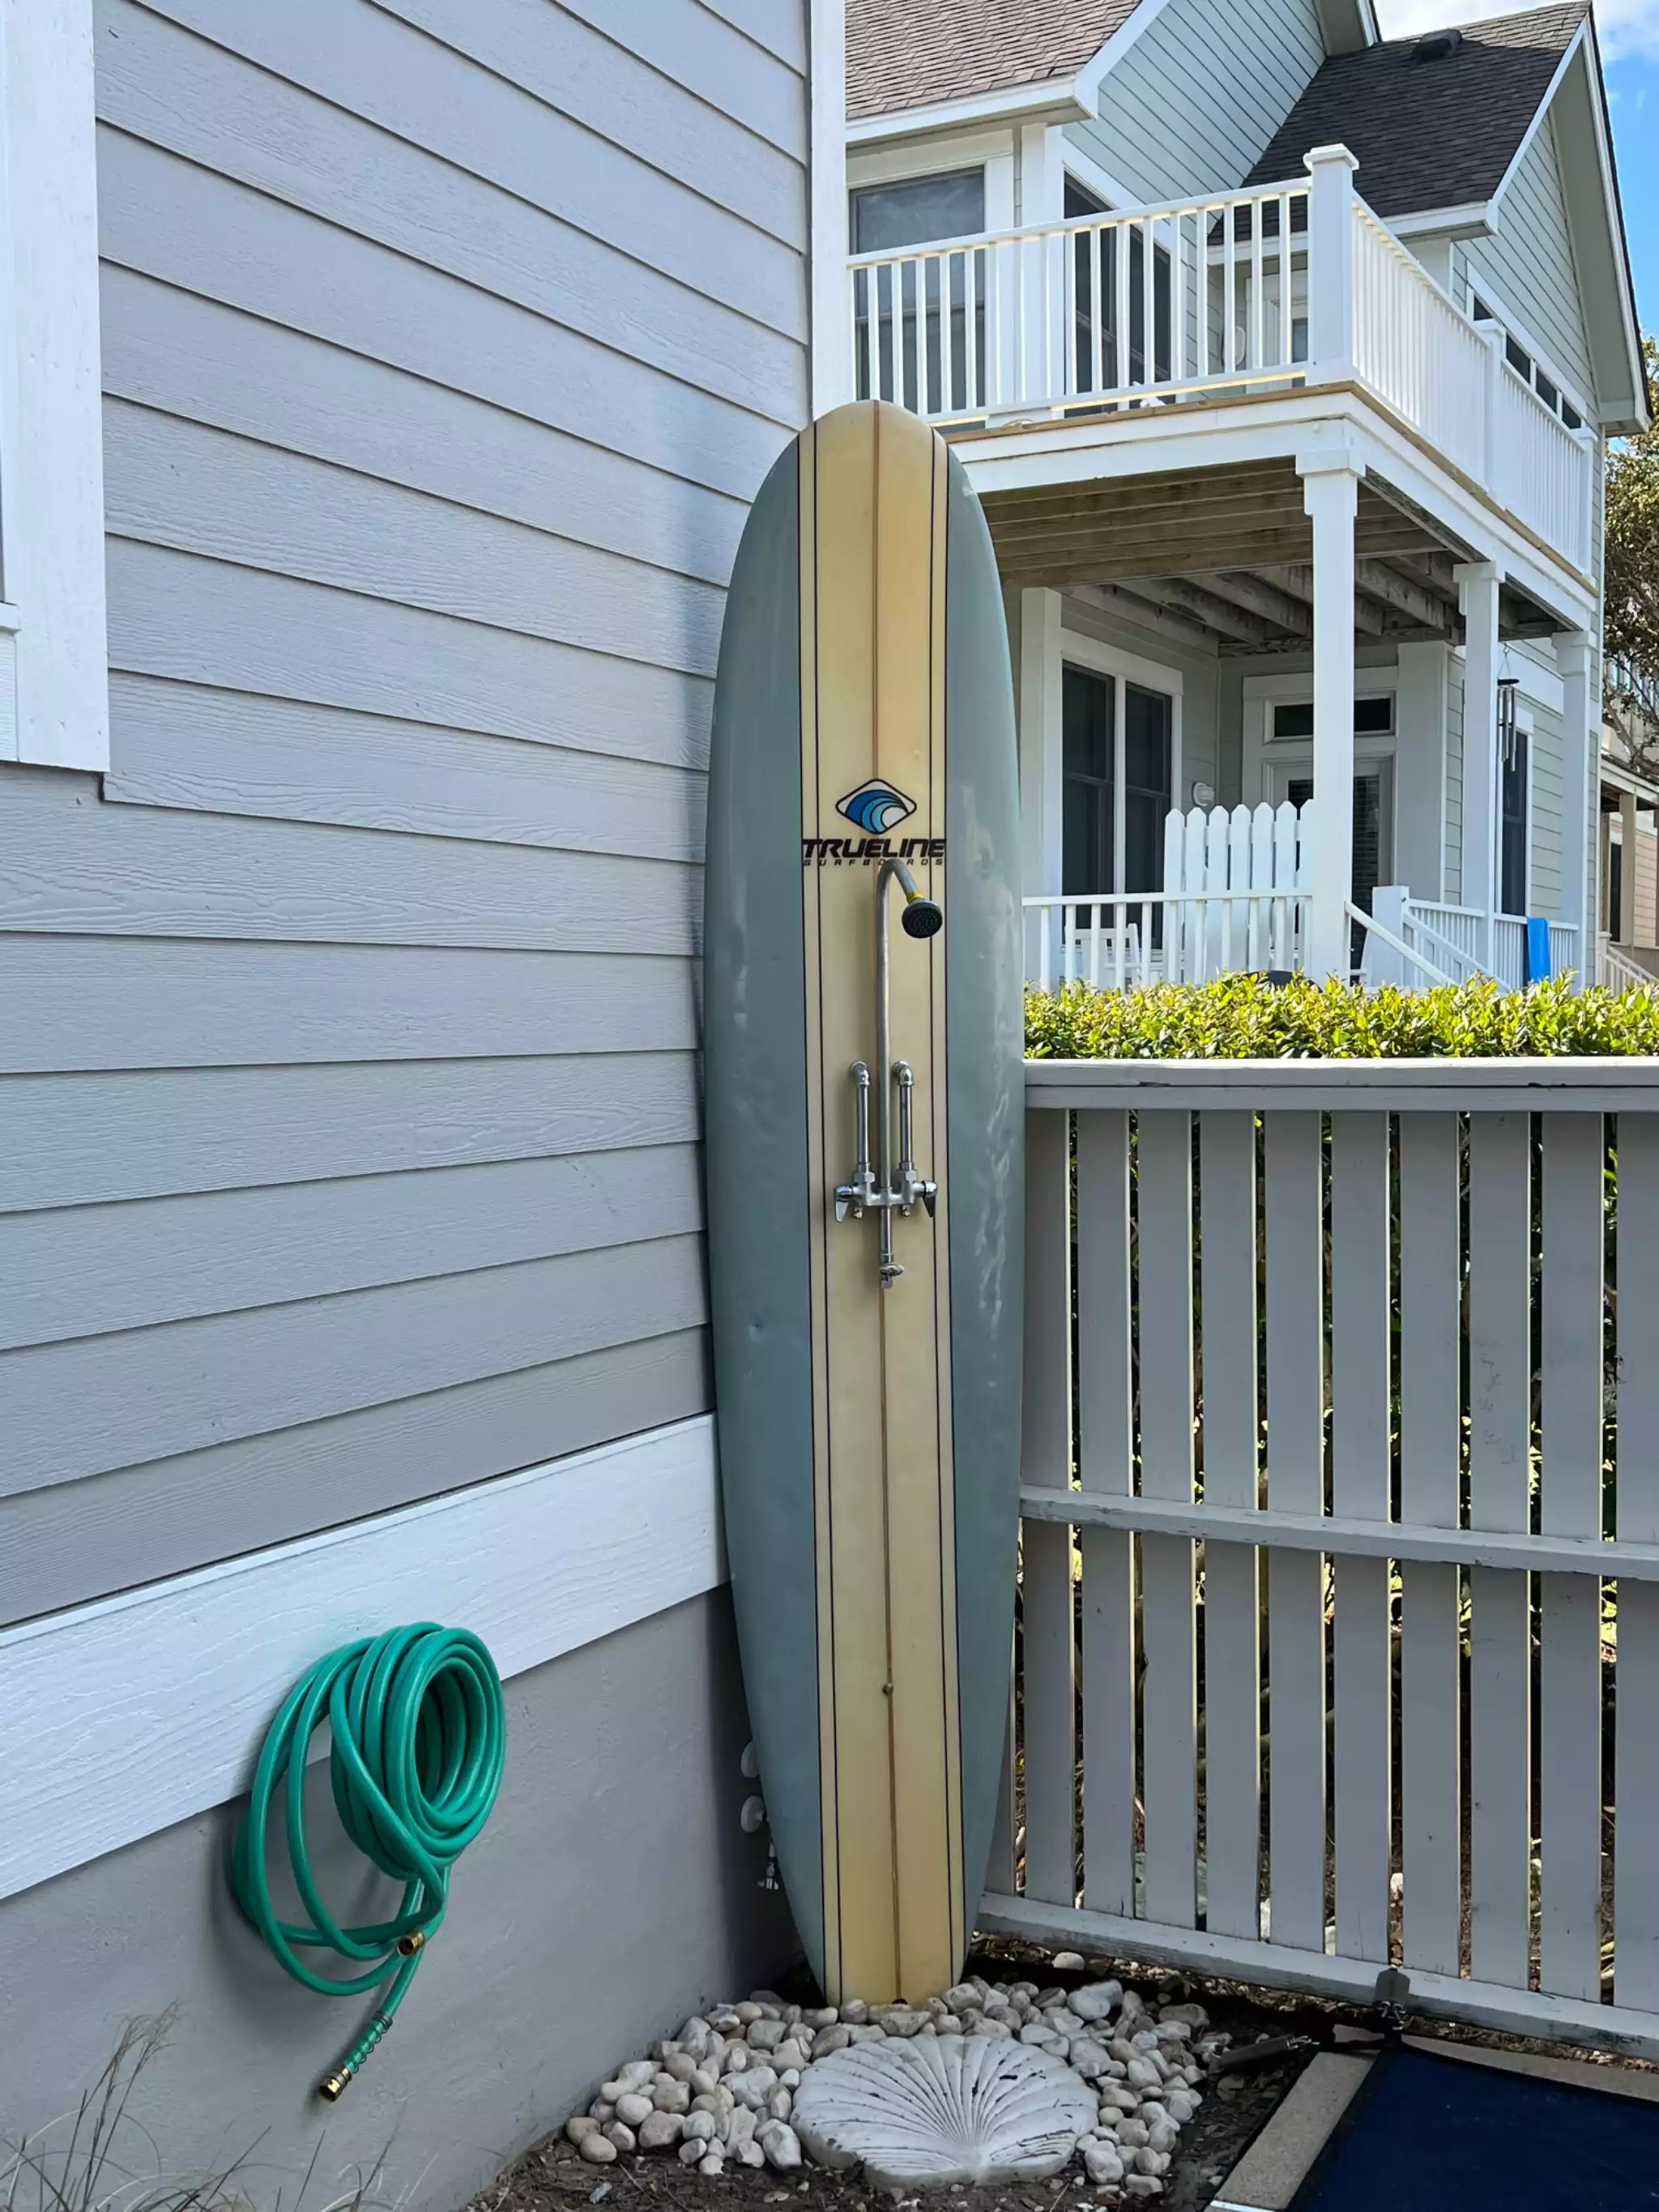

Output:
xmin=985 ymin=1057 xmax=1659 ymax=2056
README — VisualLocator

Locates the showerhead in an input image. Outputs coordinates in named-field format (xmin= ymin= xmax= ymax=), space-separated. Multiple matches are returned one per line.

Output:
xmin=902 ymin=897 xmax=943 ymax=939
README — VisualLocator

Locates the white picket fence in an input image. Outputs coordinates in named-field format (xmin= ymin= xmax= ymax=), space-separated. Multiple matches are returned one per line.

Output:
xmin=1024 ymin=801 xmax=1307 ymax=990
xmin=992 ymin=1059 xmax=1659 ymax=2055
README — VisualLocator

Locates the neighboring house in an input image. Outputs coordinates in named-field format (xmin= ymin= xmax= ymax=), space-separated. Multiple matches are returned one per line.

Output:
xmin=0 ymin=2 xmax=839 ymax=2205
xmin=1601 ymin=660 xmax=1659 ymax=980
xmin=842 ymin=0 xmax=1648 ymax=988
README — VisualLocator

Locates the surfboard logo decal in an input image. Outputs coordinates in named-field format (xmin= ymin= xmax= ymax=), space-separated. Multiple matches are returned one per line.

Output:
xmin=836 ymin=779 xmax=917 ymax=835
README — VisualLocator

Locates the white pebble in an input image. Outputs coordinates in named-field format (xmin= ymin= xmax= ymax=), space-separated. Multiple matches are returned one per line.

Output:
xmin=841 ymin=1999 xmax=868 ymax=2024
xmin=1145 ymin=2121 xmax=1178 ymax=2155
xmin=1045 ymin=2009 xmax=1086 ymax=2037
xmin=1083 ymin=2146 xmax=1124 ymax=2187
xmin=603 ymin=2124 xmax=633 ymax=2154
xmin=638 ymin=2112 xmax=684 ymax=2151
xmin=1053 ymin=1952 xmax=1086 ymax=1971
xmin=652 ymin=2081 xmax=689 ymax=2115
xmin=1117 ymin=2120 xmax=1149 ymax=2149
xmin=677 ymin=2140 xmax=704 ymax=2168
xmin=565 ymin=2118 xmax=599 ymax=2146
xmin=766 ymin=2087 xmax=792 ymax=2121
xmin=812 ymin=2024 xmax=852 ymax=2056
xmin=613 ymin=2094 xmax=652 ymax=2128
xmin=683 ymin=2112 xmax=717 ymax=2144
xmin=698 ymin=2154 xmax=723 ymax=2178
xmin=578 ymin=2137 xmax=616 ymax=2167
xmin=1124 ymin=2179 xmax=1162 ymax=2200
xmin=757 ymin=2120 xmax=802 ymax=2171
xmin=1126 ymin=2060 xmax=1162 ymax=2091
xmin=1069 ymin=2037 xmax=1111 ymax=2077
xmin=738 ymin=2142 xmax=766 ymax=2169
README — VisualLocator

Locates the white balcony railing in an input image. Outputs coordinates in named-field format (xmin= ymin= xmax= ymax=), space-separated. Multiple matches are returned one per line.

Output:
xmin=850 ymin=156 xmax=1594 ymax=571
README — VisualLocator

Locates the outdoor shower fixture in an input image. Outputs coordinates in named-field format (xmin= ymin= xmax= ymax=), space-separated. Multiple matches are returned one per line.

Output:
xmin=834 ymin=856 xmax=942 ymax=1288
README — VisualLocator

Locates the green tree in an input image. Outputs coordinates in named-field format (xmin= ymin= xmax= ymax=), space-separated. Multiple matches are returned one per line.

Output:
xmin=1605 ymin=334 xmax=1659 ymax=768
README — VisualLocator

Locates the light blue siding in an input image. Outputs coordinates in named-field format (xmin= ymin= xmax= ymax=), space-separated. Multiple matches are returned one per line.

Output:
xmin=1 ymin=0 xmax=808 ymax=1625
xmin=1069 ymin=0 xmax=1326 ymax=203
xmin=1462 ymin=112 xmax=1595 ymax=406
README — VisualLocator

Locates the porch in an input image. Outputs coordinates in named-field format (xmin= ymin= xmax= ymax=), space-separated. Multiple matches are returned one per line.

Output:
xmin=851 ymin=148 xmax=1603 ymax=989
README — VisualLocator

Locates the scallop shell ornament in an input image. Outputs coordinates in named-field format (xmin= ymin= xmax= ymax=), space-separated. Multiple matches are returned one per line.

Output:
xmin=791 ymin=2036 xmax=1098 ymax=2190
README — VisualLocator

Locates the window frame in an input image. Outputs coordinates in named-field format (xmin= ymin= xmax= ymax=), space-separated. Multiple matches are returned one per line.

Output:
xmin=0 ymin=0 xmax=109 ymax=771
xmin=1465 ymin=278 xmax=1593 ymax=433
xmin=1056 ymin=629 xmax=1184 ymax=895
xmin=1497 ymin=702 xmax=1535 ymax=918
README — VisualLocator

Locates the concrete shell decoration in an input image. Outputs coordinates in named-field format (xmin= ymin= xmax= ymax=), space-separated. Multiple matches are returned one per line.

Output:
xmin=792 ymin=2036 xmax=1098 ymax=2189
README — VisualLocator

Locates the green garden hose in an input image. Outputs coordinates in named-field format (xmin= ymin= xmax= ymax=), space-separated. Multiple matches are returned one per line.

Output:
xmin=231 ymin=1623 xmax=506 ymax=2101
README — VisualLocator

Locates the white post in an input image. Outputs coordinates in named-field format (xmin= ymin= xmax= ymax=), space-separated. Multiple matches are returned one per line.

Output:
xmin=1368 ymin=886 xmax=1408 ymax=985
xmin=1480 ymin=325 xmax=1505 ymax=493
xmin=1018 ymin=587 xmax=1065 ymax=903
xmin=1620 ymin=790 xmax=1640 ymax=948
xmin=1300 ymin=451 xmax=1359 ymax=979
xmin=1017 ymin=123 xmax=1063 ymax=415
xmin=1455 ymin=561 xmax=1503 ymax=967
xmin=1303 ymin=144 xmax=1358 ymax=382
xmin=1555 ymin=629 xmax=1594 ymax=971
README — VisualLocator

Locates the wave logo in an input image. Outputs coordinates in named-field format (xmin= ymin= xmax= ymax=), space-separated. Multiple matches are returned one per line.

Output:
xmin=836 ymin=779 xmax=917 ymax=835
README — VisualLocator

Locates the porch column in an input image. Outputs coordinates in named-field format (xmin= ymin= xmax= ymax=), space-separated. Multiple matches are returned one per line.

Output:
xmin=1017 ymin=584 xmax=1064 ymax=900
xmin=1619 ymin=790 xmax=1640 ymax=946
xmin=1304 ymin=145 xmax=1358 ymax=384
xmin=1555 ymin=630 xmax=1594 ymax=959
xmin=1299 ymin=451 xmax=1359 ymax=979
xmin=1394 ymin=640 xmax=1450 ymax=899
xmin=1455 ymin=560 xmax=1503 ymax=962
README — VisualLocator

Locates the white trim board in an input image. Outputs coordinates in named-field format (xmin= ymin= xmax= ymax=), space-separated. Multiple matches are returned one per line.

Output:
xmin=0 ymin=1415 xmax=723 ymax=1902
xmin=809 ymin=0 xmax=851 ymax=412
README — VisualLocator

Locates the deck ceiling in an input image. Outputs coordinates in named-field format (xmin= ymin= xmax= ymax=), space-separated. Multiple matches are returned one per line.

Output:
xmin=981 ymin=459 xmax=1558 ymax=653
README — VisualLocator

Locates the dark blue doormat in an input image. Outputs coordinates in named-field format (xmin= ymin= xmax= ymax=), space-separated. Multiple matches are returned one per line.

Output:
xmin=1291 ymin=2043 xmax=1659 ymax=2210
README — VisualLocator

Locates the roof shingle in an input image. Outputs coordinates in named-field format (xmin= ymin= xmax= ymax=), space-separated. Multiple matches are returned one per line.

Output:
xmin=847 ymin=0 xmax=1141 ymax=122
xmin=1243 ymin=2 xmax=1586 ymax=217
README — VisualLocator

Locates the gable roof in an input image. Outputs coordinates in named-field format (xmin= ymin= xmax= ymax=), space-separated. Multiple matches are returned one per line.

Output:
xmin=846 ymin=0 xmax=1141 ymax=122
xmin=1244 ymin=2 xmax=1585 ymax=216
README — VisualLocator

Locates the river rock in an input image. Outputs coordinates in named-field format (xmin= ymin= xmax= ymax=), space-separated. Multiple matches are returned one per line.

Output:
xmin=1068 ymin=2037 xmax=1111 ymax=2077
xmin=738 ymin=2142 xmax=766 ymax=2169
xmin=1146 ymin=2120 xmax=1179 ymax=2155
xmin=603 ymin=2124 xmax=634 ymax=2154
xmin=697 ymin=2154 xmax=723 ymax=2177
xmin=638 ymin=2112 xmax=684 ymax=2151
xmin=1083 ymin=2145 xmax=1125 ymax=2187
xmin=677 ymin=2140 xmax=704 ymax=2167
xmin=813 ymin=2025 xmax=853 ymax=2056
xmin=565 ymin=2118 xmax=598 ymax=2146
xmin=1069 ymin=1983 xmax=1121 ymax=2023
xmin=613 ymin=2093 xmax=653 ymax=2127
xmin=578 ymin=2137 xmax=616 ymax=2167
xmin=748 ymin=2018 xmax=787 ymax=2052
xmin=842 ymin=1999 xmax=869 ymax=2024
xmin=651 ymin=2080 xmax=689 ymax=2114
xmin=757 ymin=2120 xmax=803 ymax=2171
xmin=1124 ymin=2180 xmax=1162 ymax=2200
xmin=683 ymin=2112 xmax=717 ymax=2145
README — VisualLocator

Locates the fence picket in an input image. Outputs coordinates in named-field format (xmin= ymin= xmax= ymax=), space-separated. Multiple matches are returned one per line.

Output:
xmin=1538 ymin=1113 xmax=1606 ymax=2001
xmin=1077 ymin=1110 xmax=1137 ymax=1915
xmin=1617 ymin=1113 xmax=1659 ymax=2008
xmin=1468 ymin=1113 xmax=1533 ymax=1989
xmin=1330 ymin=1112 xmax=1392 ymax=1962
xmin=1021 ymin=1107 xmax=1075 ymax=1906
xmin=1137 ymin=1109 xmax=1199 ymax=1926
xmin=1265 ymin=1111 xmax=1327 ymax=1952
xmin=1399 ymin=1114 xmax=1463 ymax=1975
xmin=1199 ymin=1111 xmax=1261 ymax=1940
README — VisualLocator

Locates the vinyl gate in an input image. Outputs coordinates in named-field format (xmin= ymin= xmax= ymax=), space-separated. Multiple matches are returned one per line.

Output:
xmin=985 ymin=1057 xmax=1659 ymax=2056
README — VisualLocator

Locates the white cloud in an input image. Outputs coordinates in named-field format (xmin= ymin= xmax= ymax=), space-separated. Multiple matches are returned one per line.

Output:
xmin=1375 ymin=0 xmax=1659 ymax=63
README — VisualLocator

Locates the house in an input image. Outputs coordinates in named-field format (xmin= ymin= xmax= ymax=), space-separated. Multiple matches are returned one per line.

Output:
xmin=0 ymin=2 xmax=841 ymax=2204
xmin=842 ymin=0 xmax=1648 ymax=988
xmin=1601 ymin=659 xmax=1659 ymax=980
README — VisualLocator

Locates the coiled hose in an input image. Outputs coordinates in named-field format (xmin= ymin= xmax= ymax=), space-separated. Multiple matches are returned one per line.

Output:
xmin=231 ymin=1623 xmax=506 ymax=2100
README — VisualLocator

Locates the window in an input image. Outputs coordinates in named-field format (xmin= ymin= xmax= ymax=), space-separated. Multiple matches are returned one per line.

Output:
xmin=1061 ymin=664 xmax=1174 ymax=896
xmin=0 ymin=0 xmax=109 ymax=771
xmin=1065 ymin=176 xmax=1172 ymax=395
xmin=850 ymin=169 xmax=985 ymax=254
xmin=851 ymin=169 xmax=987 ymax=413
xmin=1470 ymin=291 xmax=1586 ymax=431
xmin=1499 ymin=722 xmax=1529 ymax=916
xmin=1269 ymin=695 xmax=1393 ymax=740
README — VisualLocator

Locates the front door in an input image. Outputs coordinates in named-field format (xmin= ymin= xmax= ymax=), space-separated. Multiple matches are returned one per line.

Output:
xmin=1282 ymin=768 xmax=1390 ymax=913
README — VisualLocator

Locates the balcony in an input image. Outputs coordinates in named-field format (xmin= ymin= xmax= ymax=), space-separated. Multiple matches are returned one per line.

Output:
xmin=848 ymin=152 xmax=1595 ymax=574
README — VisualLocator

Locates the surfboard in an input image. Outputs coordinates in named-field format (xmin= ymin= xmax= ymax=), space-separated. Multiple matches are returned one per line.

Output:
xmin=705 ymin=401 xmax=1023 ymax=2006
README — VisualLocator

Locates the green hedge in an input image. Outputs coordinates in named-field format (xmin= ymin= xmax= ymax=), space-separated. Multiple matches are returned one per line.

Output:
xmin=1025 ymin=973 xmax=1659 ymax=1059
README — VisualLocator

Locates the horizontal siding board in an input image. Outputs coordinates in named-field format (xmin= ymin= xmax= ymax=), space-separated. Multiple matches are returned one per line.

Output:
xmin=104 ymin=402 xmax=726 ymax=679
xmin=128 ymin=0 xmax=806 ymax=314
xmin=104 ymin=678 xmax=709 ymax=863
xmin=0 ymin=1144 xmax=702 ymax=1350
xmin=0 ymin=1053 xmax=699 ymax=1207
xmin=0 ymin=1328 xmax=710 ymax=1625
xmin=555 ymin=0 xmax=804 ymax=152
xmin=94 ymin=11 xmax=803 ymax=421
xmin=0 ymin=941 xmax=697 ymax=1074
xmin=0 ymin=769 xmax=701 ymax=953
xmin=108 ymin=542 xmax=715 ymax=771
xmin=98 ymin=137 xmax=791 ymax=503
xmin=1076 ymin=0 xmax=1323 ymax=203
xmin=0 ymin=1232 xmax=707 ymax=1494
xmin=377 ymin=0 xmax=804 ymax=238
xmin=1466 ymin=118 xmax=1593 ymax=404
xmin=693 ymin=0 xmax=806 ymax=70
xmin=100 ymin=271 xmax=748 ymax=588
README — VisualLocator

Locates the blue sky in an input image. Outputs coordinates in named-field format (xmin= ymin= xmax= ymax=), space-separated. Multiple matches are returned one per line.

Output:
xmin=1375 ymin=1 xmax=1657 ymax=332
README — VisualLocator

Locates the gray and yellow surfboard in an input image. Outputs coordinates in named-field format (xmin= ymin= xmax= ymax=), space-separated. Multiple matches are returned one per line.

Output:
xmin=705 ymin=401 xmax=1022 ymax=2005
